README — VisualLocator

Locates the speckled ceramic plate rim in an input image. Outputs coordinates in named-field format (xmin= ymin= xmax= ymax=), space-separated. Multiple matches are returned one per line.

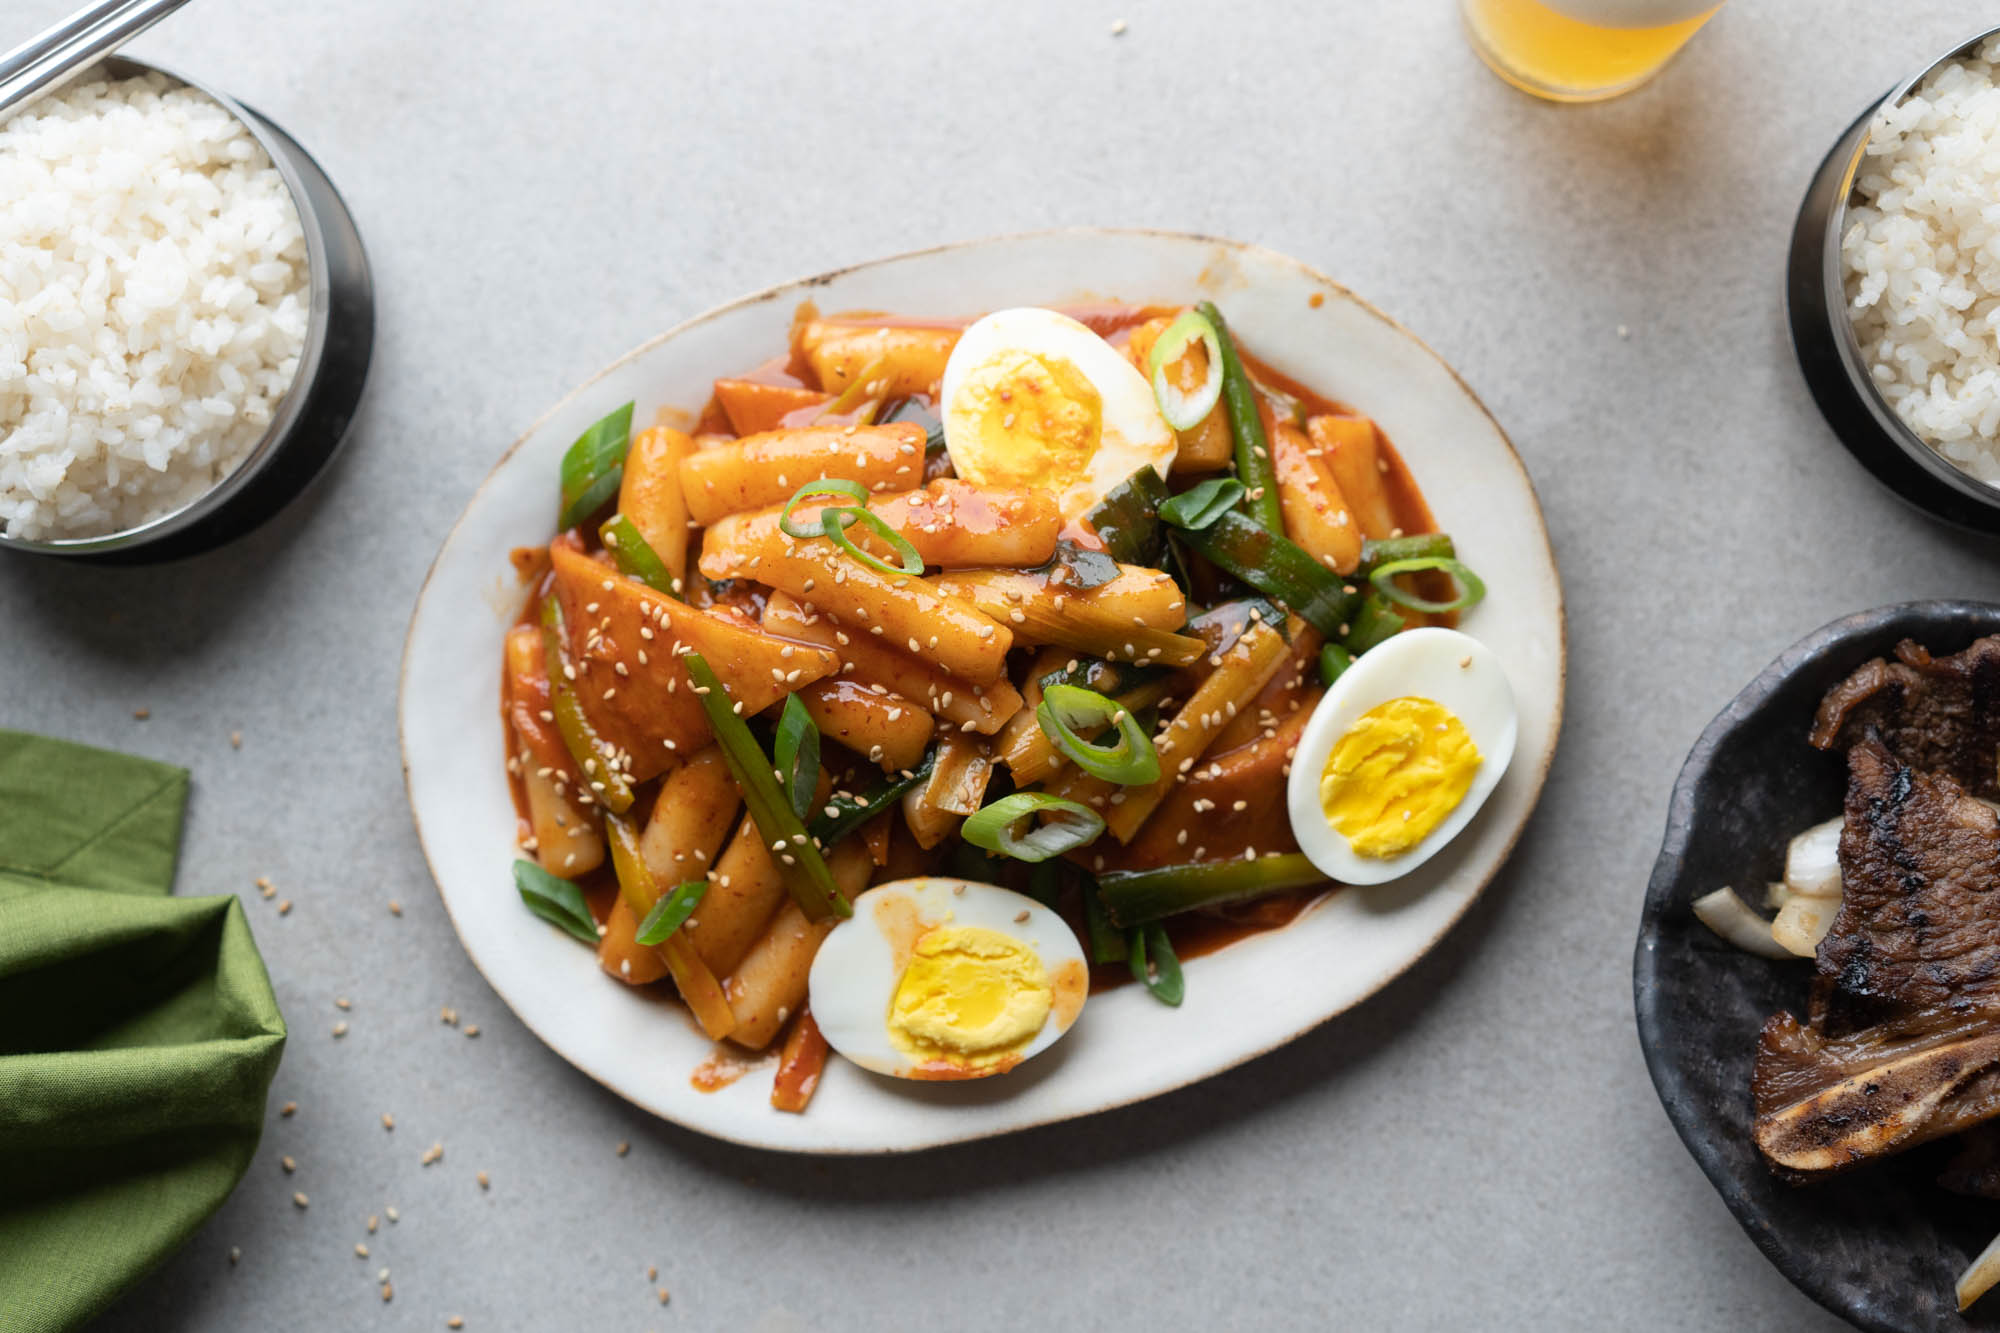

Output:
xmin=1634 ymin=600 xmax=2000 ymax=1331
xmin=399 ymin=228 xmax=1567 ymax=1154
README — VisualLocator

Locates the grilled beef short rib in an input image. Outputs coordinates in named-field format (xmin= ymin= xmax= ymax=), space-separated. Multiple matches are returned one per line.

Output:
xmin=1753 ymin=741 xmax=2000 ymax=1178
xmin=1810 ymin=636 xmax=2000 ymax=799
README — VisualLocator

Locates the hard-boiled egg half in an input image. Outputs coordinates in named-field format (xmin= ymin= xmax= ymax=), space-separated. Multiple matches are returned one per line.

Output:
xmin=1286 ymin=628 xmax=1517 ymax=886
xmin=808 ymin=877 xmax=1089 ymax=1081
xmin=940 ymin=307 xmax=1177 ymax=520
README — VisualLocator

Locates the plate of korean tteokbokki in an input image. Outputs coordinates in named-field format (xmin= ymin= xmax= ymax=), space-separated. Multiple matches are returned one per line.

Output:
xmin=400 ymin=230 xmax=1566 ymax=1152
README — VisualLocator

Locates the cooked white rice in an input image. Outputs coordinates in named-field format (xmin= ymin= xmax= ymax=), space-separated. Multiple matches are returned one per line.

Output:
xmin=1842 ymin=37 xmax=2000 ymax=483
xmin=0 ymin=73 xmax=309 ymax=541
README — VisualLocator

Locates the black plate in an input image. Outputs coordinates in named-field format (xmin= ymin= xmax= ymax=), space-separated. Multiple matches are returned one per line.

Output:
xmin=1636 ymin=601 xmax=2000 ymax=1332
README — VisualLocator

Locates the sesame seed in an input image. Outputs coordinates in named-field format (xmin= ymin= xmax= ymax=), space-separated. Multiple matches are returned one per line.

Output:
xmin=229 ymin=1247 xmax=240 ymax=1264
xmin=616 ymin=1141 xmax=630 ymax=1157
xmin=281 ymin=1156 xmax=296 ymax=1173
xmin=441 ymin=1007 xmax=458 ymax=1025
xmin=421 ymin=1142 xmax=444 ymax=1167
xmin=133 ymin=707 xmax=149 ymax=720
xmin=355 ymin=1243 xmax=369 ymax=1258
xmin=368 ymin=1215 xmax=379 ymax=1233
xmin=281 ymin=1101 xmax=297 ymax=1117
xmin=334 ymin=996 xmax=351 ymax=1011
xmin=388 ymin=900 xmax=403 ymax=916
xmin=1014 ymin=910 xmax=1030 ymax=922
xmin=332 ymin=1021 xmax=347 ymax=1037
xmin=381 ymin=1282 xmax=393 ymax=1303
xmin=449 ymin=1319 xmax=465 ymax=1329
xmin=477 ymin=1171 xmax=491 ymax=1190
xmin=230 ymin=731 xmax=242 ymax=749
xmin=386 ymin=1207 xmax=399 ymax=1223
xmin=464 ymin=1025 xmax=480 ymax=1037
xmin=292 ymin=1192 xmax=309 ymax=1209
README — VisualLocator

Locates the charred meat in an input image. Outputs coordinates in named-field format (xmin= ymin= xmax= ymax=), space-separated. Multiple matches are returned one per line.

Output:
xmin=1754 ymin=741 xmax=2000 ymax=1177
xmin=1810 ymin=636 xmax=2000 ymax=799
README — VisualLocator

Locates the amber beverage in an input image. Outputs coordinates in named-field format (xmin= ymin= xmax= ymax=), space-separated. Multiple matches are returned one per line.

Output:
xmin=1462 ymin=0 xmax=1723 ymax=102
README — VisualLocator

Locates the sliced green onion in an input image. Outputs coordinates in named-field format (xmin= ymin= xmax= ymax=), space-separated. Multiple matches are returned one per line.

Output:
xmin=1025 ymin=862 xmax=1064 ymax=910
xmin=1368 ymin=556 xmax=1487 ymax=615
xmin=946 ymin=840 xmax=1006 ymax=883
xmin=1036 ymin=684 xmax=1160 ymax=786
xmin=1341 ymin=592 xmax=1405 ymax=654
xmin=635 ymin=878 xmax=709 ymax=945
xmin=824 ymin=505 xmax=924 ymax=576
xmin=1158 ymin=477 xmax=1244 ymax=531
xmin=811 ymin=751 xmax=935 ymax=847
xmin=1096 ymin=852 xmax=1326 ymax=926
xmin=961 ymin=792 xmax=1104 ymax=863
xmin=1084 ymin=466 xmax=1168 ymax=565
xmin=1319 ymin=643 xmax=1354 ymax=686
xmin=1036 ymin=656 xmax=1160 ymax=698
xmin=512 ymin=860 xmax=599 ymax=945
xmin=773 ymin=693 xmax=821 ymax=821
xmin=1195 ymin=301 xmax=1281 ymax=531
xmin=682 ymin=652 xmax=849 ymax=921
xmin=1033 ymin=538 xmax=1120 ymax=590
xmin=1128 ymin=921 xmax=1185 ymax=1005
xmin=539 ymin=596 xmax=634 ymax=813
xmin=599 ymin=513 xmax=678 ymax=596
xmin=1147 ymin=308 xmax=1225 ymax=431
xmin=1175 ymin=510 xmax=1358 ymax=640
xmin=878 ymin=400 xmax=947 ymax=454
xmin=817 ymin=355 xmax=889 ymax=422
xmin=1082 ymin=876 xmax=1128 ymax=963
xmin=1359 ymin=533 xmax=1455 ymax=574
xmin=558 ymin=402 xmax=634 ymax=530
xmin=779 ymin=479 xmax=870 ymax=538
xmin=1187 ymin=597 xmax=1288 ymax=657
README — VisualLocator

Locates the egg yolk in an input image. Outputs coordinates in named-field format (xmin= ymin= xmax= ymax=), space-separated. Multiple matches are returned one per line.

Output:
xmin=950 ymin=349 xmax=1102 ymax=491
xmin=886 ymin=924 xmax=1052 ymax=1069
xmin=1319 ymin=697 xmax=1481 ymax=859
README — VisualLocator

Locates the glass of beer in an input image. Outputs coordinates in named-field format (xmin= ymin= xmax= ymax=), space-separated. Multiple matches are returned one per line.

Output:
xmin=1462 ymin=0 xmax=1724 ymax=102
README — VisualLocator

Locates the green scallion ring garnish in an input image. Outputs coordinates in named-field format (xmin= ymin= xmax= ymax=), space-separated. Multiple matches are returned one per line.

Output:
xmin=1319 ymin=643 xmax=1354 ymax=686
xmin=1035 ymin=683 xmax=1161 ymax=786
xmin=635 ymin=878 xmax=709 ymax=945
xmin=778 ymin=479 xmax=871 ymax=539
xmin=961 ymin=792 xmax=1105 ymax=863
xmin=1147 ymin=308 xmax=1225 ymax=431
xmin=823 ymin=505 xmax=924 ymax=576
xmin=1367 ymin=556 xmax=1487 ymax=615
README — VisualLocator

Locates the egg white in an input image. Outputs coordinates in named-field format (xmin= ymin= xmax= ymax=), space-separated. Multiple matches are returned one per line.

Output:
xmin=807 ymin=877 xmax=1089 ymax=1081
xmin=1285 ymin=627 xmax=1517 ymax=886
xmin=939 ymin=307 xmax=1176 ymax=519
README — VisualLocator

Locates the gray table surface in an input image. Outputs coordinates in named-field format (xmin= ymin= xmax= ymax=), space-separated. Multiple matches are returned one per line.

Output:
xmin=4 ymin=1 xmax=1994 ymax=1328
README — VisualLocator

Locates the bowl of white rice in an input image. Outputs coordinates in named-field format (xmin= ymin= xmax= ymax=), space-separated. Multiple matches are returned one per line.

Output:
xmin=0 ymin=56 xmax=372 ymax=561
xmin=1788 ymin=24 xmax=2000 ymax=533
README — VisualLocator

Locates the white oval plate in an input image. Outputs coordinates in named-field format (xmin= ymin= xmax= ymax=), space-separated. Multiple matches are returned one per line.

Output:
xmin=399 ymin=230 xmax=1566 ymax=1154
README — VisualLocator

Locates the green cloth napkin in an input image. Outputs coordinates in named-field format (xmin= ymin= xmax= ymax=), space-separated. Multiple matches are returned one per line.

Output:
xmin=0 ymin=730 xmax=286 ymax=1333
